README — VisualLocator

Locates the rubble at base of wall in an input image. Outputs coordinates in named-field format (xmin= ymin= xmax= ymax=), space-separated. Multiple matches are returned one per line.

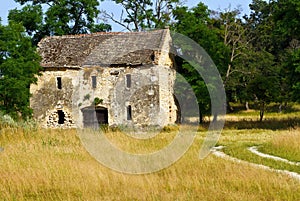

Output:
xmin=46 ymin=110 xmax=75 ymax=129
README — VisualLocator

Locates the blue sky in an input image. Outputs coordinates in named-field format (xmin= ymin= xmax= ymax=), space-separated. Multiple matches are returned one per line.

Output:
xmin=0 ymin=0 xmax=252 ymax=31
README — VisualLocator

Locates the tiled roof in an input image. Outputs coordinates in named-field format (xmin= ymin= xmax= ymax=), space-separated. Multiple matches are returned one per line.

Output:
xmin=38 ymin=29 xmax=169 ymax=68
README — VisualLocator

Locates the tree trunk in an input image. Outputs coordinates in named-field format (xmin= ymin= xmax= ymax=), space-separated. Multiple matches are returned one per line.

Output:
xmin=199 ymin=110 xmax=203 ymax=124
xmin=245 ymin=101 xmax=250 ymax=110
xmin=227 ymin=101 xmax=234 ymax=113
xmin=259 ymin=102 xmax=265 ymax=122
xmin=278 ymin=103 xmax=282 ymax=113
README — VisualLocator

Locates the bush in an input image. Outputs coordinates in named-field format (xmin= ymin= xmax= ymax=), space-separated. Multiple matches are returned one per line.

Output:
xmin=162 ymin=124 xmax=179 ymax=132
xmin=0 ymin=113 xmax=16 ymax=127
xmin=0 ymin=112 xmax=38 ymax=131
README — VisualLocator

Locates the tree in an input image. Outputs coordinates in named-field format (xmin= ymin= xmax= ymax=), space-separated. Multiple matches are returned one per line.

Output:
xmin=0 ymin=22 xmax=41 ymax=119
xmin=272 ymin=0 xmax=300 ymax=103
xmin=210 ymin=7 xmax=255 ymax=111
xmin=102 ymin=0 xmax=180 ymax=31
xmin=245 ymin=0 xmax=276 ymax=53
xmin=272 ymin=0 xmax=300 ymax=50
xmin=9 ymin=0 xmax=111 ymax=44
xmin=283 ymin=43 xmax=300 ymax=102
xmin=8 ymin=4 xmax=43 ymax=36
xmin=241 ymin=0 xmax=288 ymax=113
xmin=246 ymin=51 xmax=280 ymax=121
xmin=172 ymin=3 xmax=228 ymax=122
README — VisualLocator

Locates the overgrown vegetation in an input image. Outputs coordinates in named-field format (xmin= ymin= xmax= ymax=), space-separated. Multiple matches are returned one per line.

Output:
xmin=1 ymin=0 xmax=299 ymax=122
xmin=0 ymin=22 xmax=41 ymax=120
xmin=0 ymin=1 xmax=300 ymax=199
xmin=0 ymin=108 xmax=299 ymax=200
xmin=258 ymin=132 xmax=300 ymax=162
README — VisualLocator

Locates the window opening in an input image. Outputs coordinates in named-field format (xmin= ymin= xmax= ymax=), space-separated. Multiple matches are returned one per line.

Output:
xmin=92 ymin=76 xmax=97 ymax=88
xmin=127 ymin=105 xmax=132 ymax=120
xmin=151 ymin=53 xmax=155 ymax=61
xmin=57 ymin=77 xmax=62 ymax=89
xmin=57 ymin=110 xmax=65 ymax=124
xmin=126 ymin=74 xmax=131 ymax=88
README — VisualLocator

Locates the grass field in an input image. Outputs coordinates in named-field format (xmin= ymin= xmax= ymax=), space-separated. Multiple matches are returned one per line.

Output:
xmin=0 ymin=106 xmax=300 ymax=200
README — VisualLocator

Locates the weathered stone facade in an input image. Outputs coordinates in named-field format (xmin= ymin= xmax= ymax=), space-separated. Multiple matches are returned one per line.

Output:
xmin=30 ymin=29 xmax=177 ymax=128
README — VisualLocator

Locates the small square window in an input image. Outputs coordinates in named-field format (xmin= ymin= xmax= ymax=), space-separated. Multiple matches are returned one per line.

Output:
xmin=92 ymin=76 xmax=97 ymax=88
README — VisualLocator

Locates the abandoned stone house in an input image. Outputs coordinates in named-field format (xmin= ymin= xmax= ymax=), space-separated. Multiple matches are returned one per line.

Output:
xmin=30 ymin=29 xmax=178 ymax=128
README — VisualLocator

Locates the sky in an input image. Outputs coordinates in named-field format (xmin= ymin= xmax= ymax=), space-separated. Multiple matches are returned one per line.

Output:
xmin=0 ymin=0 xmax=252 ymax=31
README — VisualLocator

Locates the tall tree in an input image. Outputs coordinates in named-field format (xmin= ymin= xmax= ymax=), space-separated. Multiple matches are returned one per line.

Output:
xmin=0 ymin=22 xmax=41 ymax=119
xmin=102 ymin=0 xmax=180 ymax=31
xmin=245 ymin=50 xmax=280 ymax=121
xmin=282 ymin=41 xmax=300 ymax=102
xmin=244 ymin=0 xmax=300 ymax=106
xmin=172 ymin=3 xmax=228 ymax=122
xmin=245 ymin=0 xmax=276 ymax=52
xmin=241 ymin=0 xmax=283 ymax=115
xmin=9 ymin=0 xmax=111 ymax=44
xmin=211 ymin=8 xmax=254 ymax=111
xmin=272 ymin=0 xmax=300 ymax=103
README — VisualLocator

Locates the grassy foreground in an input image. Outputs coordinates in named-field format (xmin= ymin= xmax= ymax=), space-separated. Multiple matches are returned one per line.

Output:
xmin=0 ymin=124 xmax=300 ymax=200
xmin=220 ymin=129 xmax=300 ymax=174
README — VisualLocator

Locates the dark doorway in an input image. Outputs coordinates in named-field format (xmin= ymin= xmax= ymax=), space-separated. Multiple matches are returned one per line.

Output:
xmin=57 ymin=110 xmax=65 ymax=124
xmin=82 ymin=107 xmax=108 ymax=128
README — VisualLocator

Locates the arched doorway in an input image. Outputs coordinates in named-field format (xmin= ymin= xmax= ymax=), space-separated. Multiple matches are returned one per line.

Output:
xmin=81 ymin=106 xmax=108 ymax=128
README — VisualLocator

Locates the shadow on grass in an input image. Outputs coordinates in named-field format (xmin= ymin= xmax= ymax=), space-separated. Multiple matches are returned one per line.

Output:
xmin=223 ymin=117 xmax=300 ymax=130
xmin=229 ymin=103 xmax=300 ymax=114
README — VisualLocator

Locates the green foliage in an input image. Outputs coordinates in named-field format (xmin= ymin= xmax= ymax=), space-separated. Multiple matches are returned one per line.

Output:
xmin=93 ymin=97 xmax=103 ymax=105
xmin=44 ymin=0 xmax=100 ymax=34
xmin=83 ymin=94 xmax=90 ymax=101
xmin=244 ymin=50 xmax=280 ymax=120
xmin=288 ymin=48 xmax=300 ymax=101
xmin=2 ymin=0 xmax=299 ymax=122
xmin=107 ymin=0 xmax=179 ymax=31
xmin=173 ymin=3 xmax=228 ymax=71
xmin=273 ymin=0 xmax=300 ymax=46
xmin=172 ymin=3 xmax=228 ymax=121
xmin=0 ymin=22 xmax=41 ymax=119
xmin=9 ymin=0 xmax=110 ymax=44
xmin=8 ymin=5 xmax=43 ymax=36
xmin=90 ymin=23 xmax=112 ymax=33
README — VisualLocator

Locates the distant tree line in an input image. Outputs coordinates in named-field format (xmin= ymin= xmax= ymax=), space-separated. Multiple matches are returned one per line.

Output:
xmin=0 ymin=0 xmax=299 ymax=121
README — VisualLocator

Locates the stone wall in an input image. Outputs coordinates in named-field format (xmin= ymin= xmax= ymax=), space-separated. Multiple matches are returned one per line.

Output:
xmin=30 ymin=69 xmax=79 ymax=128
xmin=46 ymin=109 xmax=75 ymax=128
xmin=31 ymin=29 xmax=177 ymax=128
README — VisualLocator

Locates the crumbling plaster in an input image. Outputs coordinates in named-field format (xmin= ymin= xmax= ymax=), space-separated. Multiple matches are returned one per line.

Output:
xmin=31 ymin=29 xmax=178 ymax=128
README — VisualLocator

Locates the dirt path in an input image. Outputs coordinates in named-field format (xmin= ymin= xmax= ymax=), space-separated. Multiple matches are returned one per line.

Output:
xmin=211 ymin=146 xmax=300 ymax=181
xmin=248 ymin=146 xmax=300 ymax=166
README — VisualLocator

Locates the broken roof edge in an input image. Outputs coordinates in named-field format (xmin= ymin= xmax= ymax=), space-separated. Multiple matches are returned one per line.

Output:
xmin=38 ymin=28 xmax=169 ymax=42
xmin=158 ymin=28 xmax=171 ymax=50
xmin=40 ymin=65 xmax=82 ymax=70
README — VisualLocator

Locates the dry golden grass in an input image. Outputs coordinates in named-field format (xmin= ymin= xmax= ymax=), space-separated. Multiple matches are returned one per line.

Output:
xmin=218 ymin=128 xmax=300 ymax=174
xmin=0 ymin=126 xmax=300 ymax=200
xmin=259 ymin=128 xmax=300 ymax=161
